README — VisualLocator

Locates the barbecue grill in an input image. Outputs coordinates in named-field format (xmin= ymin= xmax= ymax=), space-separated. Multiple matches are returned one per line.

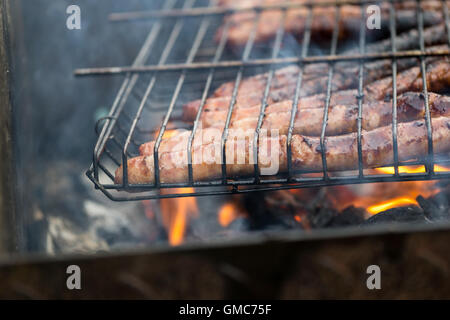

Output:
xmin=1 ymin=0 xmax=450 ymax=300
xmin=82 ymin=0 xmax=450 ymax=201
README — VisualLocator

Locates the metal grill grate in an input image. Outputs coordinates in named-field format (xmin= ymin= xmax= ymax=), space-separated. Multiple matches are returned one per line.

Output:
xmin=81 ymin=0 xmax=450 ymax=200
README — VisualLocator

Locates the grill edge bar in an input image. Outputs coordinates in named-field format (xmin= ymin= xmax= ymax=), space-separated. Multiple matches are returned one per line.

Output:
xmin=75 ymin=50 xmax=450 ymax=76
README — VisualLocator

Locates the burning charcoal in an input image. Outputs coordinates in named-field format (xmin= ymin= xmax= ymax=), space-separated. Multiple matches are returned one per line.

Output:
xmin=328 ymin=206 xmax=366 ymax=227
xmin=308 ymin=207 xmax=338 ymax=229
xmin=242 ymin=192 xmax=299 ymax=230
xmin=417 ymin=194 xmax=450 ymax=222
xmin=96 ymin=227 xmax=137 ymax=247
xmin=363 ymin=206 xmax=425 ymax=225
xmin=265 ymin=216 xmax=303 ymax=231
xmin=432 ymin=189 xmax=450 ymax=209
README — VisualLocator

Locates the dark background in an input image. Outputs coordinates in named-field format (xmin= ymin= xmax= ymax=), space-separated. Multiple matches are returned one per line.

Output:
xmin=10 ymin=0 xmax=168 ymax=252
xmin=13 ymin=0 xmax=159 ymax=163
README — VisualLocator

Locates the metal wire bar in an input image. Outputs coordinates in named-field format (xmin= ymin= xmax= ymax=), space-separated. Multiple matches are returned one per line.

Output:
xmin=319 ymin=6 xmax=342 ymax=180
xmin=417 ymin=0 xmax=434 ymax=175
xmin=287 ymin=6 xmax=313 ymax=180
xmin=86 ymin=167 xmax=450 ymax=201
xmin=95 ymin=149 xmax=450 ymax=189
xmin=93 ymin=0 xmax=177 ymax=183
xmin=106 ymin=111 xmax=153 ymax=146
xmin=111 ymin=133 xmax=133 ymax=158
xmin=109 ymin=0 xmax=439 ymax=21
xmin=188 ymin=18 xmax=232 ymax=185
xmin=97 ymin=162 xmax=117 ymax=182
xmin=75 ymin=50 xmax=450 ymax=76
xmin=96 ymin=154 xmax=450 ymax=190
xmin=95 ymin=116 xmax=117 ymax=136
xmin=356 ymin=3 xmax=367 ymax=178
xmin=253 ymin=8 xmax=288 ymax=183
xmin=103 ymin=148 xmax=121 ymax=167
xmin=390 ymin=3 xmax=400 ymax=176
xmin=113 ymin=118 xmax=143 ymax=149
xmin=220 ymin=11 xmax=261 ymax=184
xmin=443 ymin=0 xmax=450 ymax=46
xmin=122 ymin=0 xmax=197 ymax=186
xmin=153 ymin=8 xmax=211 ymax=186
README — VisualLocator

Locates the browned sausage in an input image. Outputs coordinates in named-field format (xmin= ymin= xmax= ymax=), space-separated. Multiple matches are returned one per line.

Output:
xmin=115 ymin=116 xmax=450 ymax=184
xmin=183 ymin=59 xmax=450 ymax=122
xmin=140 ymin=92 xmax=449 ymax=155
xmin=216 ymin=0 xmax=443 ymax=46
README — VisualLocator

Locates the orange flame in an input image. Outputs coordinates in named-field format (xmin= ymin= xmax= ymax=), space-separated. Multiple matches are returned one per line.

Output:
xmin=367 ymin=197 xmax=418 ymax=215
xmin=218 ymin=202 xmax=246 ymax=227
xmin=361 ymin=165 xmax=449 ymax=214
xmin=376 ymin=165 xmax=450 ymax=174
xmin=160 ymin=188 xmax=198 ymax=246
xmin=148 ymin=129 xmax=199 ymax=246
xmin=352 ymin=180 xmax=438 ymax=215
xmin=218 ymin=203 xmax=237 ymax=227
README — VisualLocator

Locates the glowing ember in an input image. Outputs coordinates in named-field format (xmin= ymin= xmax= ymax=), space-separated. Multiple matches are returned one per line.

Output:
xmin=160 ymin=188 xmax=198 ymax=246
xmin=367 ymin=197 xmax=418 ymax=215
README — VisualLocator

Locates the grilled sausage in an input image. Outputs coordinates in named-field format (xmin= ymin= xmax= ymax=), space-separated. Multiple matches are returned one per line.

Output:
xmin=223 ymin=92 xmax=450 ymax=135
xmin=141 ymin=92 xmax=450 ymax=155
xmin=182 ymin=88 xmax=361 ymax=122
xmin=365 ymin=58 xmax=450 ymax=101
xmin=216 ymin=0 xmax=444 ymax=46
xmin=183 ymin=58 xmax=450 ymax=122
xmin=115 ymin=116 xmax=450 ymax=184
xmin=212 ymin=65 xmax=300 ymax=98
xmin=183 ymin=73 xmax=365 ymax=122
xmin=211 ymin=45 xmax=447 ymax=98
xmin=198 ymin=92 xmax=449 ymax=130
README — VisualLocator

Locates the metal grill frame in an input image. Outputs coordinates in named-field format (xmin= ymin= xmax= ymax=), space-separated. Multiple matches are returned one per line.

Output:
xmin=83 ymin=0 xmax=450 ymax=201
